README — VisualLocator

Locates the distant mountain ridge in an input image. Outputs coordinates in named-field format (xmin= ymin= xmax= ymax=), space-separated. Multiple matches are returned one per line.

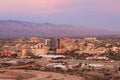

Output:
xmin=0 ymin=20 xmax=118 ymax=38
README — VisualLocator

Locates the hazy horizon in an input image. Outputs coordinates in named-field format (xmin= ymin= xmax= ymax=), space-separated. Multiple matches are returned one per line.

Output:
xmin=0 ymin=0 xmax=120 ymax=31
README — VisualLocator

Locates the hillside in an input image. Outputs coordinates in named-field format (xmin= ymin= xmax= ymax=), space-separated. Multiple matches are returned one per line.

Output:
xmin=0 ymin=20 xmax=116 ymax=38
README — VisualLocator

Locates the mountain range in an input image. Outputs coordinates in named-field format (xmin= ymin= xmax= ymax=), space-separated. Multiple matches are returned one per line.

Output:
xmin=0 ymin=20 xmax=119 ymax=38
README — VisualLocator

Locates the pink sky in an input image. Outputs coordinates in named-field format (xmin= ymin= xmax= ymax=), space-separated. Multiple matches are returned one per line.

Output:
xmin=0 ymin=0 xmax=76 ymax=15
xmin=0 ymin=0 xmax=120 ymax=30
xmin=0 ymin=0 xmax=119 ymax=15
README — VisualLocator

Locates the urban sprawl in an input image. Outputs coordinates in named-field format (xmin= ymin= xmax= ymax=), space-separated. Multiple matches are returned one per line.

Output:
xmin=0 ymin=37 xmax=120 ymax=80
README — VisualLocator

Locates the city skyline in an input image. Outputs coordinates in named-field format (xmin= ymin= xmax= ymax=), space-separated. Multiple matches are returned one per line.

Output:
xmin=0 ymin=0 xmax=120 ymax=31
xmin=0 ymin=1 xmax=120 ymax=79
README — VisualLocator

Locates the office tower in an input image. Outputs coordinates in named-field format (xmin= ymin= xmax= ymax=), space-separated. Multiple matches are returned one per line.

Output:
xmin=56 ymin=39 xmax=61 ymax=49
xmin=45 ymin=38 xmax=61 ymax=50
xmin=45 ymin=39 xmax=52 ymax=49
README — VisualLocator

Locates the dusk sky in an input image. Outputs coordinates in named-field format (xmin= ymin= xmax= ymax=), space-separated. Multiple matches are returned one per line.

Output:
xmin=0 ymin=0 xmax=120 ymax=31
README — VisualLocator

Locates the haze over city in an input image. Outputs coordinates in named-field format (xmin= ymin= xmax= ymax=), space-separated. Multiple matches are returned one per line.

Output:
xmin=0 ymin=0 xmax=120 ymax=31
xmin=0 ymin=1 xmax=120 ymax=80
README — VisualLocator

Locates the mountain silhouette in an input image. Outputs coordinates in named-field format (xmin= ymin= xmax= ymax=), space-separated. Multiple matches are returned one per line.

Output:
xmin=0 ymin=20 xmax=117 ymax=38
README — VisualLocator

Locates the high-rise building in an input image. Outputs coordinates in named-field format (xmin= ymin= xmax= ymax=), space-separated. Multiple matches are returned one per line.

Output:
xmin=45 ymin=39 xmax=52 ymax=49
xmin=56 ymin=39 xmax=61 ymax=49
xmin=45 ymin=38 xmax=61 ymax=50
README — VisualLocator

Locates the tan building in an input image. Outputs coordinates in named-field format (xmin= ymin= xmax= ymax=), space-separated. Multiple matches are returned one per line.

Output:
xmin=56 ymin=49 xmax=68 ymax=54
xmin=31 ymin=49 xmax=48 ymax=56
xmin=30 ymin=37 xmax=39 ymax=42
xmin=21 ymin=49 xmax=26 ymax=58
